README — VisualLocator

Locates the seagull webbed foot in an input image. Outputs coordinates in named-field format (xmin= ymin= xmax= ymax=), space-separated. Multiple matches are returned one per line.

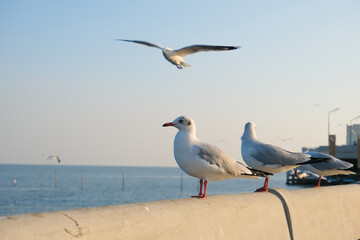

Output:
xmin=255 ymin=187 xmax=268 ymax=193
xmin=191 ymin=194 xmax=206 ymax=199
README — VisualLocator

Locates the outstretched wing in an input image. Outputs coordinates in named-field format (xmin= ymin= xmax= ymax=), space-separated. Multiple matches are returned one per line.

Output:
xmin=115 ymin=39 xmax=164 ymax=50
xmin=174 ymin=45 xmax=240 ymax=57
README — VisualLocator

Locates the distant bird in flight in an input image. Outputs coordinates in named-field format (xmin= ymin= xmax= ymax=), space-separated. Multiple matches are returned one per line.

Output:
xmin=47 ymin=155 xmax=61 ymax=163
xmin=116 ymin=39 xmax=240 ymax=69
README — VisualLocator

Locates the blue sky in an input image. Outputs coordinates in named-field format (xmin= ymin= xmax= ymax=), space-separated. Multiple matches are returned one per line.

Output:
xmin=1 ymin=1 xmax=359 ymax=166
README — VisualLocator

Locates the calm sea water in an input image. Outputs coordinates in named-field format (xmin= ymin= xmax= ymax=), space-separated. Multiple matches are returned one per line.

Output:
xmin=0 ymin=164 xmax=307 ymax=216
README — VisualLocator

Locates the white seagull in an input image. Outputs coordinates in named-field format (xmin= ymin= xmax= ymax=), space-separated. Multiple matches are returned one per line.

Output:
xmin=47 ymin=155 xmax=61 ymax=163
xmin=299 ymin=151 xmax=355 ymax=187
xmin=241 ymin=122 xmax=329 ymax=192
xmin=163 ymin=116 xmax=268 ymax=199
xmin=116 ymin=39 xmax=240 ymax=69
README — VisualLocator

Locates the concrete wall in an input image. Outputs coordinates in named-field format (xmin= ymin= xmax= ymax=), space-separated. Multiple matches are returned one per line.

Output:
xmin=1 ymin=185 xmax=359 ymax=240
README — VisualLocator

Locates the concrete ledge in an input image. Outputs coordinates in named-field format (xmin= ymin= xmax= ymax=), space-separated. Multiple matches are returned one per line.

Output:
xmin=0 ymin=185 xmax=359 ymax=240
xmin=272 ymin=185 xmax=360 ymax=240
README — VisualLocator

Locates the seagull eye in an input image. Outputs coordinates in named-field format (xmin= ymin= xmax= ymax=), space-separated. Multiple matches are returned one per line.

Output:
xmin=179 ymin=119 xmax=184 ymax=124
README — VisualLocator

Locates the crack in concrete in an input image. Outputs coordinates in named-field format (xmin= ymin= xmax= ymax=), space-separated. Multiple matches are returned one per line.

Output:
xmin=63 ymin=213 xmax=83 ymax=238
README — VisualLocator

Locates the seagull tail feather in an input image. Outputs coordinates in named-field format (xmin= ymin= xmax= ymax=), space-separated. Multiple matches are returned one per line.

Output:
xmin=181 ymin=62 xmax=192 ymax=68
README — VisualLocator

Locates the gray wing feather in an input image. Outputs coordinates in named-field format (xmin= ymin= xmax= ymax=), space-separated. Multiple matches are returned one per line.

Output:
xmin=174 ymin=45 xmax=240 ymax=57
xmin=311 ymin=161 xmax=353 ymax=171
xmin=115 ymin=39 xmax=164 ymax=50
xmin=252 ymin=143 xmax=310 ymax=166
xmin=306 ymin=151 xmax=353 ymax=171
xmin=195 ymin=143 xmax=249 ymax=175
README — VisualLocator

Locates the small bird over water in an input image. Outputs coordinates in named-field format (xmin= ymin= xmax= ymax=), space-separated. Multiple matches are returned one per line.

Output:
xmin=116 ymin=39 xmax=240 ymax=69
xmin=163 ymin=116 xmax=267 ymax=199
xmin=47 ymin=155 xmax=61 ymax=163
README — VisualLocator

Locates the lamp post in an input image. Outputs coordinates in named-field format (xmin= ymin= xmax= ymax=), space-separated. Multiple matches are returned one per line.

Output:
xmin=328 ymin=108 xmax=340 ymax=138
xmin=349 ymin=115 xmax=360 ymax=145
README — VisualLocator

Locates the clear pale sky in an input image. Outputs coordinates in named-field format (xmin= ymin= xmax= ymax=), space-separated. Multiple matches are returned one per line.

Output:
xmin=1 ymin=1 xmax=359 ymax=166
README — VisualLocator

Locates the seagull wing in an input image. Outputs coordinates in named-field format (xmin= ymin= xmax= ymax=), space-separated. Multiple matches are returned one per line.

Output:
xmin=251 ymin=143 xmax=310 ymax=166
xmin=194 ymin=142 xmax=253 ymax=176
xmin=306 ymin=151 xmax=353 ymax=171
xmin=115 ymin=39 xmax=164 ymax=50
xmin=174 ymin=45 xmax=240 ymax=57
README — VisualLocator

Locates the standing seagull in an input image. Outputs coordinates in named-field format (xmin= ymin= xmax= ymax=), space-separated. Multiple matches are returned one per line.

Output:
xmin=163 ymin=116 xmax=267 ymax=199
xmin=299 ymin=151 xmax=355 ymax=187
xmin=241 ymin=122 xmax=329 ymax=192
xmin=116 ymin=39 xmax=240 ymax=69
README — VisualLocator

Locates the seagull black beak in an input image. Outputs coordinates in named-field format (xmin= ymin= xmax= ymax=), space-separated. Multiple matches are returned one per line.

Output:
xmin=162 ymin=122 xmax=175 ymax=127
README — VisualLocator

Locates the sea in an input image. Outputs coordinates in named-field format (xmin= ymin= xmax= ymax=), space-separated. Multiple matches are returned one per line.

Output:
xmin=0 ymin=164 xmax=307 ymax=217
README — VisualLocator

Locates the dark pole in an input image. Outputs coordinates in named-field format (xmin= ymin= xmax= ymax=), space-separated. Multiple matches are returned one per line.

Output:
xmin=41 ymin=170 xmax=44 ymax=189
xmin=329 ymin=135 xmax=336 ymax=157
xmin=180 ymin=173 xmax=183 ymax=192
xmin=81 ymin=170 xmax=84 ymax=190
xmin=54 ymin=171 xmax=58 ymax=188
xmin=122 ymin=168 xmax=125 ymax=191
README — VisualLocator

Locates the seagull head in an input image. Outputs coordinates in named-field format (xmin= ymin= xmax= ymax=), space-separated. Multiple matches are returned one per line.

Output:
xmin=241 ymin=122 xmax=257 ymax=140
xmin=162 ymin=116 xmax=195 ymax=132
xmin=162 ymin=47 xmax=172 ymax=53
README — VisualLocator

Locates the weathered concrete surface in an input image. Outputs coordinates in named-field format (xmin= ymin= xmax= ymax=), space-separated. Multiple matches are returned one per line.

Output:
xmin=0 ymin=193 xmax=289 ymax=240
xmin=0 ymin=184 xmax=359 ymax=240
xmin=272 ymin=184 xmax=360 ymax=240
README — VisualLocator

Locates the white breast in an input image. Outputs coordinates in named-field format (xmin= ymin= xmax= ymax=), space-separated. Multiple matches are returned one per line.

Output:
xmin=173 ymin=133 xmax=235 ymax=181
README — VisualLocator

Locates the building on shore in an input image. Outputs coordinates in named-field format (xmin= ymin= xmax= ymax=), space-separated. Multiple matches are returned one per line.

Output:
xmin=346 ymin=123 xmax=360 ymax=146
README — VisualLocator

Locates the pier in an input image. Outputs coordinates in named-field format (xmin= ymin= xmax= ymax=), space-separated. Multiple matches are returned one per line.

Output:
xmin=1 ymin=184 xmax=359 ymax=240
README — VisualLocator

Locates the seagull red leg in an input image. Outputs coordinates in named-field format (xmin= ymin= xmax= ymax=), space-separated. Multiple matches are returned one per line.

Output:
xmin=255 ymin=175 xmax=269 ymax=192
xmin=192 ymin=179 xmax=204 ymax=198
xmin=199 ymin=180 xmax=208 ymax=199
xmin=315 ymin=175 xmax=322 ymax=188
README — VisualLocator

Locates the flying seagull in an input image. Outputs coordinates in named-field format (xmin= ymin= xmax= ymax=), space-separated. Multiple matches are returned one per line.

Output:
xmin=116 ymin=39 xmax=240 ymax=69
xmin=163 ymin=116 xmax=268 ymax=199
xmin=47 ymin=155 xmax=61 ymax=163
xmin=241 ymin=122 xmax=330 ymax=192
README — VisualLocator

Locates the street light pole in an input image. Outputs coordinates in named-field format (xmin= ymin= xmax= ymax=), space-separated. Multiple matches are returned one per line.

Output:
xmin=349 ymin=115 xmax=360 ymax=145
xmin=328 ymin=108 xmax=340 ymax=142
